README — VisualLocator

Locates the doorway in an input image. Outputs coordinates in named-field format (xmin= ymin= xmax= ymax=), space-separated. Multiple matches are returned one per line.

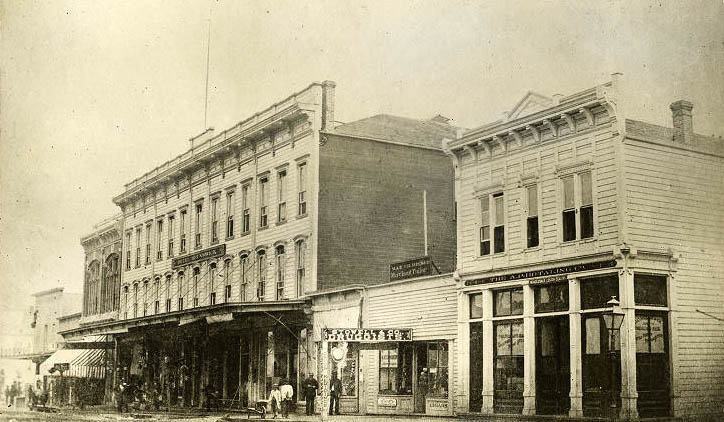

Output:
xmin=469 ymin=322 xmax=484 ymax=412
xmin=535 ymin=316 xmax=570 ymax=414
xmin=414 ymin=343 xmax=428 ymax=413
xmin=581 ymin=314 xmax=620 ymax=418
xmin=635 ymin=312 xmax=670 ymax=418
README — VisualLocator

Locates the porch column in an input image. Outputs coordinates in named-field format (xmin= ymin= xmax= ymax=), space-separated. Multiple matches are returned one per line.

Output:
xmin=320 ymin=341 xmax=330 ymax=421
xmin=522 ymin=284 xmax=536 ymax=415
xmin=619 ymin=268 xmax=639 ymax=420
xmin=481 ymin=289 xmax=494 ymax=414
xmin=569 ymin=277 xmax=583 ymax=417
xmin=223 ymin=349 xmax=229 ymax=399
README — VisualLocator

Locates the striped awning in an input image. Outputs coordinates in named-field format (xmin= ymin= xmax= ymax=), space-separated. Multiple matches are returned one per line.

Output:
xmin=39 ymin=346 xmax=106 ymax=379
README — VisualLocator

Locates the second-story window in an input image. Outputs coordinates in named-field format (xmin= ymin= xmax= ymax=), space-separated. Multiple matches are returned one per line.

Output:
xmin=480 ymin=192 xmax=505 ymax=255
xmin=167 ymin=215 xmax=175 ymax=257
xmin=193 ymin=267 xmax=200 ymax=307
xmin=493 ymin=193 xmax=505 ymax=253
xmin=526 ymin=185 xmax=539 ymax=248
xmin=135 ymin=228 xmax=141 ymax=267
xmin=153 ymin=278 xmax=160 ymax=314
xmin=259 ymin=177 xmax=268 ymax=228
xmin=177 ymin=272 xmax=184 ymax=311
xmin=242 ymin=185 xmax=250 ymax=234
xmin=277 ymin=170 xmax=287 ymax=223
xmin=165 ymin=274 xmax=171 ymax=312
xmin=180 ymin=209 xmax=187 ymax=253
xmin=210 ymin=263 xmax=217 ymax=305
xmin=226 ymin=191 xmax=234 ymax=238
xmin=298 ymin=162 xmax=307 ymax=216
xmin=125 ymin=232 xmax=131 ymax=270
xmin=257 ymin=250 xmax=266 ymax=301
xmin=480 ymin=197 xmax=490 ymax=256
xmin=562 ymin=171 xmax=594 ymax=242
xmin=211 ymin=197 xmax=219 ymax=244
xmin=195 ymin=203 xmax=203 ymax=248
xmin=224 ymin=260 xmax=232 ymax=302
xmin=156 ymin=220 xmax=163 ymax=260
xmin=240 ymin=254 xmax=249 ymax=302
xmin=295 ymin=239 xmax=306 ymax=298
xmin=276 ymin=245 xmax=285 ymax=300
xmin=145 ymin=223 xmax=151 ymax=264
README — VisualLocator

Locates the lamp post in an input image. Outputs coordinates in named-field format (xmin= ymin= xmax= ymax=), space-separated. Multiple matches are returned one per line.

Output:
xmin=601 ymin=296 xmax=625 ymax=419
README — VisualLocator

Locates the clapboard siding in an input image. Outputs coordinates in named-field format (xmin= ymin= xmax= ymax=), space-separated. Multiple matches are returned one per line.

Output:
xmin=624 ymin=138 xmax=724 ymax=418
xmin=457 ymin=123 xmax=619 ymax=276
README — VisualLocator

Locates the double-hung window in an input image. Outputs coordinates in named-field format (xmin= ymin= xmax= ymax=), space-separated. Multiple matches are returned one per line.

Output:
xmin=165 ymin=275 xmax=172 ymax=312
xmin=298 ymin=162 xmax=307 ymax=216
xmin=125 ymin=232 xmax=131 ymax=270
xmin=224 ymin=260 xmax=232 ymax=302
xmin=562 ymin=171 xmax=593 ymax=242
xmin=240 ymin=254 xmax=249 ymax=302
xmin=177 ymin=272 xmax=184 ymax=311
xmin=259 ymin=177 xmax=269 ymax=228
xmin=295 ymin=239 xmax=306 ymax=297
xmin=167 ymin=215 xmax=174 ymax=257
xmin=180 ymin=209 xmax=187 ymax=253
xmin=257 ymin=250 xmax=266 ymax=301
xmin=226 ymin=191 xmax=234 ymax=238
xmin=211 ymin=197 xmax=219 ymax=244
xmin=480 ymin=192 xmax=505 ymax=255
xmin=192 ymin=267 xmax=200 ymax=307
xmin=145 ymin=223 xmax=151 ymax=264
xmin=209 ymin=263 xmax=217 ymax=305
xmin=525 ymin=185 xmax=539 ymax=248
xmin=277 ymin=170 xmax=287 ymax=223
xmin=156 ymin=220 xmax=163 ymax=260
xmin=242 ymin=185 xmax=250 ymax=234
xmin=135 ymin=228 xmax=141 ymax=267
xmin=275 ymin=245 xmax=285 ymax=300
xmin=195 ymin=202 xmax=203 ymax=248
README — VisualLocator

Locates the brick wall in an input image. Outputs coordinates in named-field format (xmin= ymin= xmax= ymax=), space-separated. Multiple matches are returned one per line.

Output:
xmin=317 ymin=134 xmax=456 ymax=290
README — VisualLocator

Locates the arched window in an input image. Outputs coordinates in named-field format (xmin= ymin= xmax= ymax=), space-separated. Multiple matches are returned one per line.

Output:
xmin=210 ymin=263 xmax=217 ymax=305
xmin=193 ymin=267 xmax=200 ymax=307
xmin=257 ymin=250 xmax=266 ymax=301
xmin=177 ymin=272 xmax=185 ymax=311
xmin=165 ymin=274 xmax=172 ymax=312
xmin=123 ymin=285 xmax=129 ymax=319
xmin=133 ymin=283 xmax=139 ymax=318
xmin=224 ymin=259 xmax=232 ymax=303
xmin=295 ymin=239 xmax=306 ymax=298
xmin=153 ymin=277 xmax=160 ymax=314
xmin=86 ymin=261 xmax=101 ymax=316
xmin=275 ymin=245 xmax=285 ymax=300
xmin=240 ymin=254 xmax=249 ymax=302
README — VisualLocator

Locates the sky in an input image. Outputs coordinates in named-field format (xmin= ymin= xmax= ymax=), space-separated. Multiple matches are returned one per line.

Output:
xmin=1 ymin=0 xmax=723 ymax=322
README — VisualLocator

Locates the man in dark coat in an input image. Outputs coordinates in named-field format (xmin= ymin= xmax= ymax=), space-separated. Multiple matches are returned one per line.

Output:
xmin=329 ymin=373 xmax=342 ymax=415
xmin=302 ymin=373 xmax=319 ymax=415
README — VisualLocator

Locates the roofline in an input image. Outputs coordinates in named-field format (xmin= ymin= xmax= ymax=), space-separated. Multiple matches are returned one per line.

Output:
xmin=322 ymin=130 xmax=445 ymax=152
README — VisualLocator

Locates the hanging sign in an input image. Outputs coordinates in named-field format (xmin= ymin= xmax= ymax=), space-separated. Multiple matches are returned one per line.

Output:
xmin=172 ymin=244 xmax=226 ymax=268
xmin=323 ymin=328 xmax=413 ymax=342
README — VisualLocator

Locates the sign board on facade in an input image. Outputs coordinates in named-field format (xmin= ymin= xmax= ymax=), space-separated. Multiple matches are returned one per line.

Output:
xmin=464 ymin=259 xmax=617 ymax=286
xmin=378 ymin=397 xmax=398 ymax=407
xmin=323 ymin=328 xmax=413 ymax=342
xmin=390 ymin=256 xmax=432 ymax=281
xmin=529 ymin=274 xmax=568 ymax=286
xmin=172 ymin=244 xmax=226 ymax=268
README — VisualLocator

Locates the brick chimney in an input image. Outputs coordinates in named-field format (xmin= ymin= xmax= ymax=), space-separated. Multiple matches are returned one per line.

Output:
xmin=321 ymin=80 xmax=336 ymax=131
xmin=670 ymin=100 xmax=694 ymax=144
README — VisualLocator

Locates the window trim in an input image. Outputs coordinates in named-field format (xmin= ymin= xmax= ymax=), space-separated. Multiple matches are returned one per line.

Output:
xmin=558 ymin=166 xmax=596 ymax=243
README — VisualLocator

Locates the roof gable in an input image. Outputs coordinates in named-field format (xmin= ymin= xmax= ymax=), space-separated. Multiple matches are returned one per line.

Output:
xmin=506 ymin=91 xmax=554 ymax=121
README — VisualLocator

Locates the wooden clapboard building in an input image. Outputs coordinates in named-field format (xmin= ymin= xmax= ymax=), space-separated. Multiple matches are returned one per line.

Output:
xmin=61 ymin=81 xmax=457 ymax=410
xmin=443 ymin=74 xmax=724 ymax=420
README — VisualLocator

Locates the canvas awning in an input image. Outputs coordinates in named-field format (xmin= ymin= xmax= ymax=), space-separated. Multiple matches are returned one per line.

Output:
xmin=39 ymin=337 xmax=107 ymax=379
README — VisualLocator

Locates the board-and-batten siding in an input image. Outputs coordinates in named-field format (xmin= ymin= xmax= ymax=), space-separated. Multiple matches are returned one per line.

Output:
xmin=457 ymin=123 xmax=619 ymax=276
xmin=365 ymin=275 xmax=458 ymax=414
xmin=624 ymin=139 xmax=724 ymax=417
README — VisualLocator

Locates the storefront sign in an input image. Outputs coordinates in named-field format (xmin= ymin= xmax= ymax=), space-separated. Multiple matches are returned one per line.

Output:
xmin=427 ymin=398 xmax=448 ymax=409
xmin=378 ymin=397 xmax=398 ymax=407
xmin=323 ymin=328 xmax=413 ymax=342
xmin=529 ymin=274 xmax=568 ymax=286
xmin=172 ymin=244 xmax=226 ymax=268
xmin=390 ymin=256 xmax=432 ymax=281
xmin=464 ymin=259 xmax=617 ymax=286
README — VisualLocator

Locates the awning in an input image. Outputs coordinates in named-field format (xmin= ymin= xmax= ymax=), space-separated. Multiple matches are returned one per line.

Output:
xmin=39 ymin=342 xmax=107 ymax=379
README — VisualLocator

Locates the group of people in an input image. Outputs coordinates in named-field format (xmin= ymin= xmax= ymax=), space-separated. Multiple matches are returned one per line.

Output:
xmin=266 ymin=372 xmax=342 ymax=418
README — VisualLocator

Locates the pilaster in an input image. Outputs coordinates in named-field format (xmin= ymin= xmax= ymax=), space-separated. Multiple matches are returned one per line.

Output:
xmin=481 ymin=289 xmax=494 ymax=414
xmin=568 ymin=277 xmax=583 ymax=417
xmin=522 ymin=284 xmax=536 ymax=415
xmin=619 ymin=268 xmax=639 ymax=420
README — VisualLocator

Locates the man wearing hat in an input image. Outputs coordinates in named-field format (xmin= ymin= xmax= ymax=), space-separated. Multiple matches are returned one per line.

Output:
xmin=267 ymin=383 xmax=282 ymax=419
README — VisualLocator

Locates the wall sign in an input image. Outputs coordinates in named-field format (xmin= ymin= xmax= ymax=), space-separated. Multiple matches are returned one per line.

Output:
xmin=378 ymin=397 xmax=398 ymax=407
xmin=390 ymin=256 xmax=432 ymax=281
xmin=464 ymin=259 xmax=617 ymax=286
xmin=172 ymin=244 xmax=226 ymax=268
xmin=529 ymin=274 xmax=568 ymax=286
xmin=323 ymin=328 xmax=413 ymax=342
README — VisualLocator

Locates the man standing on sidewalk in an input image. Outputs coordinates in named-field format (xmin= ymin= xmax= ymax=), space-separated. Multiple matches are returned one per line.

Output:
xmin=279 ymin=379 xmax=294 ymax=418
xmin=302 ymin=373 xmax=319 ymax=415
xmin=329 ymin=373 xmax=342 ymax=416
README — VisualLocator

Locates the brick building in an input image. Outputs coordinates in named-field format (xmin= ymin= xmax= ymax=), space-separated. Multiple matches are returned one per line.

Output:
xmin=444 ymin=75 xmax=724 ymax=420
xmin=62 ymin=81 xmax=457 ymax=409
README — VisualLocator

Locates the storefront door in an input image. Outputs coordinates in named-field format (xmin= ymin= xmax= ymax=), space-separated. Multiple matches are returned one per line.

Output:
xmin=635 ymin=312 xmax=670 ymax=418
xmin=414 ymin=343 xmax=427 ymax=413
xmin=535 ymin=316 xmax=570 ymax=414
xmin=581 ymin=314 xmax=620 ymax=418
xmin=469 ymin=322 xmax=484 ymax=412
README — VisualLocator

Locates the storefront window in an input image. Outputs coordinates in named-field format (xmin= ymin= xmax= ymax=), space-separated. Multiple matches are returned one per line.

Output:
xmin=494 ymin=321 xmax=524 ymax=413
xmin=634 ymin=274 xmax=667 ymax=307
xmin=426 ymin=342 xmax=449 ymax=397
xmin=636 ymin=315 xmax=666 ymax=353
xmin=469 ymin=293 xmax=483 ymax=319
xmin=379 ymin=344 xmax=413 ymax=395
xmin=494 ymin=288 xmax=523 ymax=317
xmin=340 ymin=347 xmax=357 ymax=397
xmin=580 ymin=275 xmax=619 ymax=310
xmin=534 ymin=283 xmax=569 ymax=313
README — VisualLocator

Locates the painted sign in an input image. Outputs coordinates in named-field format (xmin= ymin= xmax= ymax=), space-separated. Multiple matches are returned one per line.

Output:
xmin=390 ymin=256 xmax=432 ymax=281
xmin=378 ymin=397 xmax=398 ymax=407
xmin=172 ymin=244 xmax=226 ymax=268
xmin=323 ymin=328 xmax=413 ymax=342
xmin=529 ymin=274 xmax=568 ymax=286
xmin=464 ymin=259 xmax=617 ymax=286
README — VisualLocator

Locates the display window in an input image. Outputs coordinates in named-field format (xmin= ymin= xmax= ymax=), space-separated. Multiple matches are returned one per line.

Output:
xmin=425 ymin=342 xmax=449 ymax=398
xmin=379 ymin=344 xmax=413 ymax=395
xmin=494 ymin=288 xmax=523 ymax=317
xmin=534 ymin=283 xmax=569 ymax=313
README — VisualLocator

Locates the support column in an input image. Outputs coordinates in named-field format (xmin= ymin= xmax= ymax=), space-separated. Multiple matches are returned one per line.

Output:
xmin=568 ymin=277 xmax=583 ymax=417
xmin=481 ymin=289 xmax=494 ymax=414
xmin=223 ymin=349 xmax=229 ymax=399
xmin=320 ymin=341 xmax=330 ymax=421
xmin=522 ymin=284 xmax=536 ymax=415
xmin=619 ymin=268 xmax=639 ymax=420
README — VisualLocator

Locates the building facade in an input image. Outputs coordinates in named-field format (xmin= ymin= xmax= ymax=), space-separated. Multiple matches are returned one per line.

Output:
xmin=62 ymin=81 xmax=457 ymax=410
xmin=444 ymin=75 xmax=724 ymax=420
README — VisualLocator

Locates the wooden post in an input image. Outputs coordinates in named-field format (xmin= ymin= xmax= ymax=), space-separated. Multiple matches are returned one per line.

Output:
xmin=568 ymin=277 xmax=584 ymax=417
xmin=481 ymin=289 xmax=494 ymax=414
xmin=522 ymin=284 xmax=536 ymax=415
xmin=320 ymin=341 xmax=330 ymax=421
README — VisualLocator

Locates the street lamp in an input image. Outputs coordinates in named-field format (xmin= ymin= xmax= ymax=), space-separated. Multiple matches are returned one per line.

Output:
xmin=601 ymin=296 xmax=625 ymax=419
